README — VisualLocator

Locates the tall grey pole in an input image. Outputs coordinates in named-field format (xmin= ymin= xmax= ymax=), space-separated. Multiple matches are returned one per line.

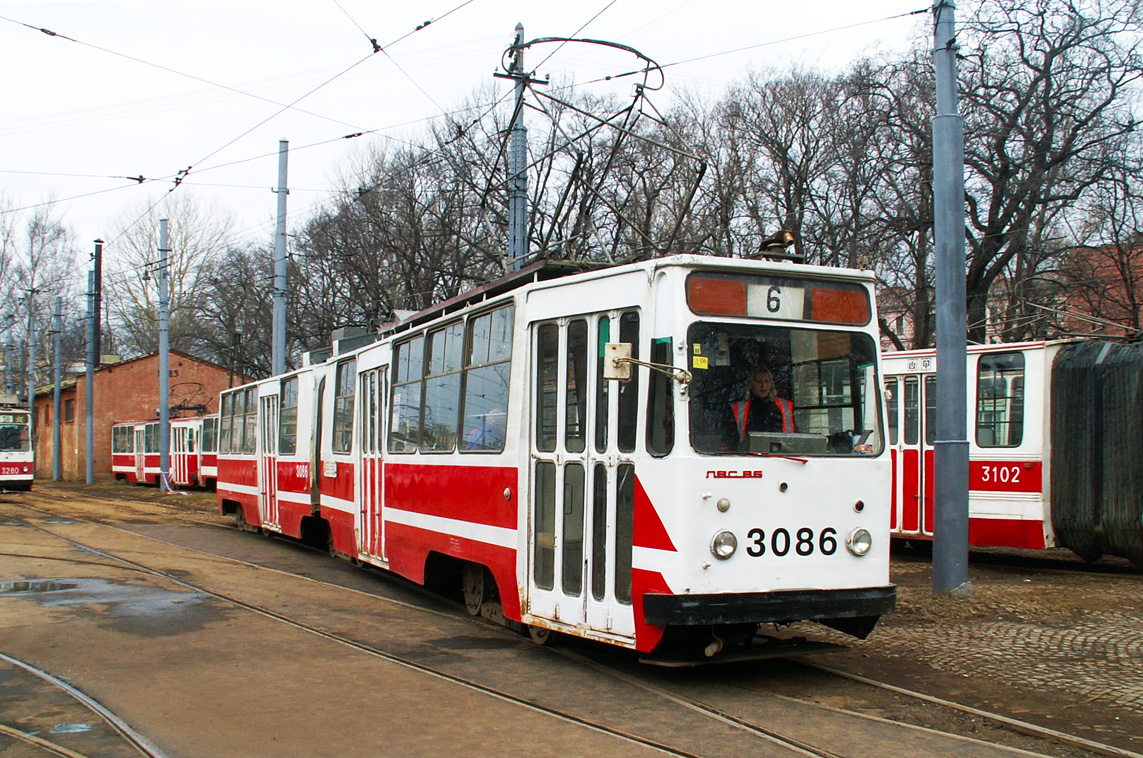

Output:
xmin=507 ymin=22 xmax=528 ymax=270
xmin=85 ymin=270 xmax=95 ymax=484
xmin=272 ymin=139 xmax=289 ymax=376
xmin=4 ymin=342 xmax=13 ymax=395
xmin=26 ymin=292 xmax=35 ymax=446
xmin=158 ymin=219 xmax=171 ymax=491
xmin=932 ymin=0 xmax=971 ymax=595
xmin=52 ymin=297 xmax=62 ymax=481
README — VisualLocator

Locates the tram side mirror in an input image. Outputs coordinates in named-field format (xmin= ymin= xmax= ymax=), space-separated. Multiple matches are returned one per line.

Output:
xmin=604 ymin=342 xmax=632 ymax=381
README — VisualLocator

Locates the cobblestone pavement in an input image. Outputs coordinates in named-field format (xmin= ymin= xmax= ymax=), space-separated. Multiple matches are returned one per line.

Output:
xmin=812 ymin=550 xmax=1143 ymax=748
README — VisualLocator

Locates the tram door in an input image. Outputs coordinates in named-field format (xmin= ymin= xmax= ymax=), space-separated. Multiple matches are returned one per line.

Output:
xmin=357 ymin=368 xmax=386 ymax=560
xmin=172 ymin=425 xmax=189 ymax=485
xmin=529 ymin=313 xmax=637 ymax=639
xmin=894 ymin=371 xmax=937 ymax=537
xmin=259 ymin=395 xmax=280 ymax=530
xmin=134 ymin=427 xmax=146 ymax=482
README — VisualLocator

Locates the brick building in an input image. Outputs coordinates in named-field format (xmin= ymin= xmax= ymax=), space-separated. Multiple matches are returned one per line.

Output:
xmin=32 ymin=351 xmax=243 ymax=481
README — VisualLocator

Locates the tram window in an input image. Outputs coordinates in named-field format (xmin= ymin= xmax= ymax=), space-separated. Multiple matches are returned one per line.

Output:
xmin=461 ymin=305 xmax=514 ymax=453
xmin=332 ymin=360 xmax=356 ymax=454
xmin=361 ymin=372 xmax=376 ymax=454
xmin=243 ymin=388 xmax=257 ymax=453
xmin=0 ymin=420 xmax=29 ymax=452
xmin=145 ymin=423 xmax=158 ymax=454
xmin=202 ymin=417 xmax=217 ymax=453
xmin=219 ymin=393 xmax=233 ymax=453
xmin=647 ymin=338 xmax=675 ymax=456
xmin=617 ymin=312 xmax=640 ymax=453
xmin=615 ymin=463 xmax=635 ymax=605
xmin=566 ymin=320 xmax=588 ymax=453
xmin=977 ymin=352 xmax=1024 ymax=447
xmin=562 ymin=462 xmax=586 ymax=596
xmin=885 ymin=379 xmax=899 ymax=446
xmin=535 ymin=323 xmax=559 ymax=453
xmin=389 ymin=336 xmax=424 ymax=453
xmin=423 ymin=323 xmax=464 ymax=452
xmin=687 ymin=323 xmax=882 ymax=455
xmin=924 ymin=375 xmax=937 ymax=446
xmin=279 ymin=377 xmax=298 ymax=455
xmin=533 ymin=461 xmax=556 ymax=591
xmin=594 ymin=317 xmax=610 ymax=453
xmin=903 ymin=377 xmax=920 ymax=446
xmin=591 ymin=463 xmax=607 ymax=602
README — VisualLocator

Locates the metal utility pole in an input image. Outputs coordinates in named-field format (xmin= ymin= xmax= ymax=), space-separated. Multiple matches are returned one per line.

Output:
xmin=26 ymin=289 xmax=36 ymax=443
xmin=93 ymin=239 xmax=103 ymax=365
xmin=4 ymin=343 xmax=13 ymax=395
xmin=272 ymin=139 xmax=289 ymax=376
xmin=158 ymin=220 xmax=171 ymax=491
xmin=52 ymin=297 xmax=62 ymax=481
xmin=932 ymin=0 xmax=971 ymax=595
xmin=507 ymin=23 xmax=528 ymax=270
xmin=85 ymin=270 xmax=95 ymax=484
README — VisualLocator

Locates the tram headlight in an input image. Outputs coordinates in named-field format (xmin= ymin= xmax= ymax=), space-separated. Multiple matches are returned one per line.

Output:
xmin=846 ymin=528 xmax=873 ymax=557
xmin=710 ymin=530 xmax=738 ymax=560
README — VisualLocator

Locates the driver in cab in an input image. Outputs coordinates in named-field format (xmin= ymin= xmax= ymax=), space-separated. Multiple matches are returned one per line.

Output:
xmin=727 ymin=364 xmax=794 ymax=448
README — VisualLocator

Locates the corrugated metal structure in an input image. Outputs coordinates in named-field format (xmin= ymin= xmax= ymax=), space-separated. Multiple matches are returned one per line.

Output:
xmin=1051 ymin=341 xmax=1143 ymax=568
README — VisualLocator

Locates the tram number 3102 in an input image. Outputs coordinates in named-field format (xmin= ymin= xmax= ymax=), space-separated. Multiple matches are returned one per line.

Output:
xmin=745 ymin=527 xmax=837 ymax=557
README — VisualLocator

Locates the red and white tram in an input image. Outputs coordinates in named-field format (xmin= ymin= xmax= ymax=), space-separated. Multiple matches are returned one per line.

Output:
xmin=112 ymin=415 xmax=219 ymax=488
xmin=171 ymin=414 xmax=219 ymax=489
xmin=111 ymin=419 xmax=160 ymax=484
xmin=0 ymin=395 xmax=34 ymax=491
xmin=217 ymin=255 xmax=896 ymax=660
xmin=883 ymin=340 xmax=1143 ymax=567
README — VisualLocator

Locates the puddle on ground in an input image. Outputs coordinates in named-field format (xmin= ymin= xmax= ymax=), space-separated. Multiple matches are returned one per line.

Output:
xmin=50 ymin=723 xmax=92 ymax=734
xmin=0 ymin=577 xmax=223 ymax=636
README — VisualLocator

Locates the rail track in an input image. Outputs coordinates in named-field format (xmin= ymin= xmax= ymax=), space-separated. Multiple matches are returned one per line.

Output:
xmin=2 ymin=488 xmax=1141 ymax=758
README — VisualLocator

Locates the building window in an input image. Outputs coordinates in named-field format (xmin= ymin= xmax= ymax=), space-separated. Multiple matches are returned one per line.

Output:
xmin=65 ymin=399 xmax=75 ymax=423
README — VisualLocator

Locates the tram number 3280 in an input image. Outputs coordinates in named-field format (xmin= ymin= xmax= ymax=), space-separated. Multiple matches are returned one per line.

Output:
xmin=745 ymin=527 xmax=837 ymax=557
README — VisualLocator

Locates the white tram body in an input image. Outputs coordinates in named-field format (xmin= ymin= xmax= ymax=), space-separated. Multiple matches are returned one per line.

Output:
xmin=882 ymin=341 xmax=1062 ymax=550
xmin=217 ymin=255 xmax=895 ymax=658
xmin=0 ymin=395 xmax=34 ymax=491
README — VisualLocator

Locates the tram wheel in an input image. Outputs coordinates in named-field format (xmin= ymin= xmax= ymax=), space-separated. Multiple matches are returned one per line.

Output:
xmin=234 ymin=507 xmax=247 ymax=531
xmin=527 ymin=624 xmax=554 ymax=646
xmin=462 ymin=563 xmax=485 ymax=617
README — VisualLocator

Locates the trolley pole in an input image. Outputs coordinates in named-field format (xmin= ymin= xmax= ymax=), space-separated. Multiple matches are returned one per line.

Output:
xmin=52 ymin=297 xmax=62 ymax=481
xmin=272 ymin=139 xmax=289 ymax=376
xmin=158 ymin=219 xmax=171 ymax=491
xmin=932 ymin=0 xmax=971 ymax=595
xmin=507 ymin=23 xmax=528 ymax=270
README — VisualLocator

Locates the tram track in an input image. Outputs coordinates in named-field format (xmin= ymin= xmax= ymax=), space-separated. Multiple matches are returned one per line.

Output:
xmin=3 ymin=492 xmax=1141 ymax=758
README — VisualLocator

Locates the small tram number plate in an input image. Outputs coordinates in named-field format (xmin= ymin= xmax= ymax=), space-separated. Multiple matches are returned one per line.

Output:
xmin=745 ymin=527 xmax=837 ymax=557
xmin=0 ymin=465 xmax=25 ymax=476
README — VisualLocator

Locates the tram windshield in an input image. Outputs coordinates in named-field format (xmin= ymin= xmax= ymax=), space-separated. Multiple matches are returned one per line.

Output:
xmin=0 ymin=414 xmax=30 ymax=452
xmin=687 ymin=323 xmax=883 ymax=457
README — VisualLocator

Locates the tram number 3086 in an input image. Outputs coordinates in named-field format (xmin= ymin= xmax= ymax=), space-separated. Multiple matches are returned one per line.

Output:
xmin=745 ymin=527 xmax=837 ymax=557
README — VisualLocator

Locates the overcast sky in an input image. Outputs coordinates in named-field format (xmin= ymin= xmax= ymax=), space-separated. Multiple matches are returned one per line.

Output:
xmin=0 ymin=0 xmax=929 ymax=267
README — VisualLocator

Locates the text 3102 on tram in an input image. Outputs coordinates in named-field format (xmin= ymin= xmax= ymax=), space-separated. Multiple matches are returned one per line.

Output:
xmin=216 ymin=254 xmax=896 ymax=662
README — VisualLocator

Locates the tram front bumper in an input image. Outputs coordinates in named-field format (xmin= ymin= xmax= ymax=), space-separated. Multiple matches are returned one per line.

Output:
xmin=642 ymin=586 xmax=897 ymax=629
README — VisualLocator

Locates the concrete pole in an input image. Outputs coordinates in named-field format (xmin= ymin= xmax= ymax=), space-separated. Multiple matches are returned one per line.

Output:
xmin=26 ymin=292 xmax=35 ymax=448
xmin=272 ymin=139 xmax=289 ymax=376
xmin=158 ymin=219 xmax=171 ymax=491
xmin=85 ymin=271 xmax=95 ymax=484
xmin=52 ymin=297 xmax=62 ymax=481
xmin=507 ymin=23 xmax=528 ymax=270
xmin=932 ymin=0 xmax=971 ymax=595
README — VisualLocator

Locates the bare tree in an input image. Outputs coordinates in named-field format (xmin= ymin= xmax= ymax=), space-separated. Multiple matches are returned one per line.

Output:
xmin=959 ymin=0 xmax=1143 ymax=342
xmin=104 ymin=193 xmax=236 ymax=357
